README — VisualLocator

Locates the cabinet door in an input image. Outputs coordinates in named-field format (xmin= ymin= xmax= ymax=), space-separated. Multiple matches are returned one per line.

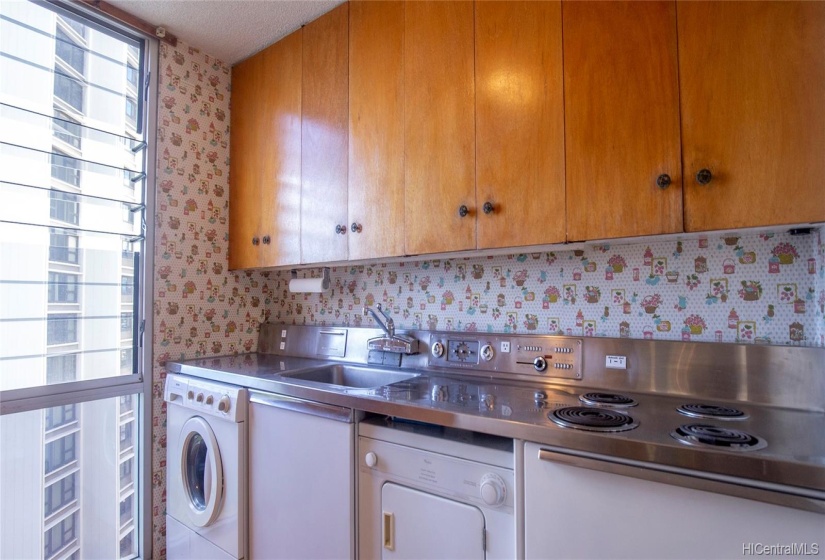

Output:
xmin=679 ymin=2 xmax=825 ymax=231
xmin=404 ymin=0 xmax=476 ymax=255
xmin=229 ymin=31 xmax=302 ymax=269
xmin=301 ymin=4 xmax=349 ymax=264
xmin=348 ymin=0 xmax=405 ymax=261
xmin=229 ymin=53 xmax=265 ymax=269
xmin=476 ymin=1 xmax=565 ymax=249
xmin=563 ymin=1 xmax=682 ymax=241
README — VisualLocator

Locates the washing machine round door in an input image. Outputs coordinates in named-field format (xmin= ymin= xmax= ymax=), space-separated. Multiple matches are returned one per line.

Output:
xmin=179 ymin=416 xmax=224 ymax=527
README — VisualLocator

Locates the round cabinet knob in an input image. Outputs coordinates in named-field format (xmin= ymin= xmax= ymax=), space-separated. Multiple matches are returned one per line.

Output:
xmin=480 ymin=474 xmax=506 ymax=507
xmin=482 ymin=201 xmax=494 ymax=214
xmin=251 ymin=237 xmax=260 ymax=246
xmin=217 ymin=396 xmax=231 ymax=413
xmin=656 ymin=174 xmax=672 ymax=189
xmin=696 ymin=168 xmax=713 ymax=185
xmin=335 ymin=225 xmax=347 ymax=235
xmin=351 ymin=223 xmax=363 ymax=233
xmin=431 ymin=341 xmax=445 ymax=358
xmin=262 ymin=235 xmax=271 ymax=245
xmin=533 ymin=356 xmax=548 ymax=372
xmin=195 ymin=393 xmax=204 ymax=403
xmin=365 ymin=452 xmax=378 ymax=468
xmin=458 ymin=205 xmax=469 ymax=218
xmin=205 ymin=395 xmax=214 ymax=406
xmin=187 ymin=390 xmax=194 ymax=400
xmin=480 ymin=344 xmax=494 ymax=362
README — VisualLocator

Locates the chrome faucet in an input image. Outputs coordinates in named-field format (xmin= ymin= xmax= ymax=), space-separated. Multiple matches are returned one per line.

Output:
xmin=363 ymin=304 xmax=419 ymax=354
xmin=363 ymin=304 xmax=395 ymax=338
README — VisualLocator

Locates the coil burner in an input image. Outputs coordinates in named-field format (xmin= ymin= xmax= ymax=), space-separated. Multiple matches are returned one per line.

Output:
xmin=579 ymin=392 xmax=638 ymax=408
xmin=671 ymin=424 xmax=767 ymax=451
xmin=549 ymin=406 xmax=638 ymax=432
xmin=676 ymin=403 xmax=748 ymax=420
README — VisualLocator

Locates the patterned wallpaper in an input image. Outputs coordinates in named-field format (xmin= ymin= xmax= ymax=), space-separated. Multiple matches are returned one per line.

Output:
xmin=274 ymin=230 xmax=825 ymax=346
xmin=150 ymin=38 xmax=825 ymax=560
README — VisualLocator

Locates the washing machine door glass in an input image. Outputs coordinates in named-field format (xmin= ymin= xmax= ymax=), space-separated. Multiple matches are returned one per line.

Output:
xmin=381 ymin=483 xmax=485 ymax=559
xmin=180 ymin=416 xmax=224 ymax=527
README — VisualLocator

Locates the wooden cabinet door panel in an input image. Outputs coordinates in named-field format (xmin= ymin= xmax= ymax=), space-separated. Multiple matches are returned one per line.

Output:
xmin=301 ymin=4 xmax=349 ymax=264
xmin=564 ymin=1 xmax=683 ymax=241
xmin=404 ymin=0 xmax=476 ymax=255
xmin=679 ymin=1 xmax=825 ymax=231
xmin=229 ymin=53 xmax=264 ymax=270
xmin=476 ymin=0 xmax=565 ymax=249
xmin=349 ymin=0 xmax=405 ymax=261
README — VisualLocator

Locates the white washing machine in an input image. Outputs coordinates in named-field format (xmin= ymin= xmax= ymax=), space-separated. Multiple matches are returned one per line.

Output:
xmin=165 ymin=374 xmax=247 ymax=560
xmin=358 ymin=418 xmax=516 ymax=559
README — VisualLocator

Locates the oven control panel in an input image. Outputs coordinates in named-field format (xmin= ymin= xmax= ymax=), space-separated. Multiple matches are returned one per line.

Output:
xmin=427 ymin=334 xmax=583 ymax=380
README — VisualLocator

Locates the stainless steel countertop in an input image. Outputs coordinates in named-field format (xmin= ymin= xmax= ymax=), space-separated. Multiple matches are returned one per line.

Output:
xmin=167 ymin=351 xmax=825 ymax=513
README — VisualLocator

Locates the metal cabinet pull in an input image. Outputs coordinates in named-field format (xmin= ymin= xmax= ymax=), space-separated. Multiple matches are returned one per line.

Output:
xmin=483 ymin=201 xmax=494 ymax=214
xmin=458 ymin=205 xmax=469 ymax=217
xmin=696 ymin=168 xmax=713 ymax=185
xmin=335 ymin=225 xmax=347 ymax=235
xmin=262 ymin=235 xmax=271 ymax=245
xmin=382 ymin=511 xmax=395 ymax=551
xmin=351 ymin=222 xmax=363 ymax=233
xmin=251 ymin=236 xmax=259 ymax=246
xmin=656 ymin=174 xmax=672 ymax=189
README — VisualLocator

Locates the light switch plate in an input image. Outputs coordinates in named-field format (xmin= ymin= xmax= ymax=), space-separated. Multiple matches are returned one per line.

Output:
xmin=606 ymin=355 xmax=627 ymax=369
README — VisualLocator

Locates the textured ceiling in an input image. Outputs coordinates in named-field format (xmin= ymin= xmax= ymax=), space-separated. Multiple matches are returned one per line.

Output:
xmin=108 ymin=0 xmax=346 ymax=65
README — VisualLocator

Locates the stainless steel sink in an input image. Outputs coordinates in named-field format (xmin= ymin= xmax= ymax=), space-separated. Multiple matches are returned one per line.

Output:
xmin=280 ymin=364 xmax=419 ymax=389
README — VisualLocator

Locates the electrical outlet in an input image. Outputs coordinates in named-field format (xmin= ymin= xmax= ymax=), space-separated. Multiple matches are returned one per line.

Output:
xmin=606 ymin=355 xmax=627 ymax=369
xmin=501 ymin=341 xmax=511 ymax=353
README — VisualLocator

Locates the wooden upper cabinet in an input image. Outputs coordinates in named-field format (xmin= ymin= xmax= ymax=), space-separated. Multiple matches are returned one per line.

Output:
xmin=679 ymin=2 xmax=825 ymax=231
xmin=301 ymin=4 xmax=349 ymax=264
xmin=229 ymin=52 xmax=263 ymax=270
xmin=476 ymin=1 xmax=565 ymax=249
xmin=563 ymin=1 xmax=683 ymax=242
xmin=229 ymin=30 xmax=302 ymax=269
xmin=404 ymin=0 xmax=476 ymax=256
xmin=348 ymin=0 xmax=405 ymax=261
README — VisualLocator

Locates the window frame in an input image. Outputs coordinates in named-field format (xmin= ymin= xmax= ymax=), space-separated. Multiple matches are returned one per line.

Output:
xmin=0 ymin=2 xmax=158 ymax=558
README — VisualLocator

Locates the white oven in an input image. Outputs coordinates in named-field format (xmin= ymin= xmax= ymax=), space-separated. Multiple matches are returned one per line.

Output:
xmin=524 ymin=442 xmax=824 ymax=559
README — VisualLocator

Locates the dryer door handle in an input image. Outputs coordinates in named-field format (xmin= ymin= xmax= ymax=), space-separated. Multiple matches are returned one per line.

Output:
xmin=383 ymin=511 xmax=395 ymax=551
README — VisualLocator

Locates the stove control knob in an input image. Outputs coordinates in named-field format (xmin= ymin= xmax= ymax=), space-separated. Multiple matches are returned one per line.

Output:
xmin=431 ymin=341 xmax=445 ymax=358
xmin=187 ymin=390 xmax=194 ymax=400
xmin=205 ymin=395 xmax=214 ymax=406
xmin=480 ymin=473 xmax=506 ymax=507
xmin=217 ymin=396 xmax=231 ymax=413
xmin=365 ymin=452 xmax=378 ymax=468
xmin=481 ymin=393 xmax=495 ymax=411
xmin=534 ymin=390 xmax=547 ymax=401
xmin=480 ymin=344 xmax=494 ymax=362
xmin=196 ymin=393 xmax=204 ymax=403
xmin=533 ymin=356 xmax=548 ymax=372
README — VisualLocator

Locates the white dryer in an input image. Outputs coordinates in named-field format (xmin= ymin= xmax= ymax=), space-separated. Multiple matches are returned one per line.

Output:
xmin=358 ymin=418 xmax=516 ymax=559
xmin=165 ymin=374 xmax=247 ymax=560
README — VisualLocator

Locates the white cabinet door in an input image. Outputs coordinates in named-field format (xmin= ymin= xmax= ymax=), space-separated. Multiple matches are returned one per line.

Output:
xmin=381 ymin=483 xmax=485 ymax=560
xmin=249 ymin=398 xmax=354 ymax=560
xmin=524 ymin=442 xmax=825 ymax=560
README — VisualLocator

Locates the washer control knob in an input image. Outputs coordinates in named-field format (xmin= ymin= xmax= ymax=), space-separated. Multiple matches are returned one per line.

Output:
xmin=187 ymin=390 xmax=194 ymax=400
xmin=533 ymin=356 xmax=548 ymax=372
xmin=431 ymin=341 xmax=445 ymax=358
xmin=196 ymin=393 xmax=204 ymax=403
xmin=480 ymin=473 xmax=506 ymax=507
xmin=480 ymin=344 xmax=494 ymax=362
xmin=217 ymin=396 xmax=231 ymax=413
xmin=205 ymin=395 xmax=214 ymax=406
xmin=365 ymin=452 xmax=378 ymax=468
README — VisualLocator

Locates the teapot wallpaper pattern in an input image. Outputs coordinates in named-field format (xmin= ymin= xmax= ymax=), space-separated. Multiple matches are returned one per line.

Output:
xmin=273 ymin=230 xmax=824 ymax=346
xmin=152 ymin=39 xmax=825 ymax=560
